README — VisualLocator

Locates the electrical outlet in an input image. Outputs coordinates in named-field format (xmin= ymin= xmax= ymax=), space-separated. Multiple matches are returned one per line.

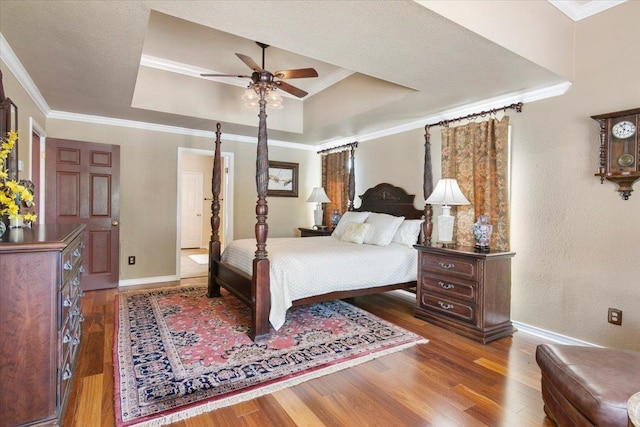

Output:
xmin=128 ymin=256 xmax=136 ymax=265
xmin=608 ymin=308 xmax=622 ymax=325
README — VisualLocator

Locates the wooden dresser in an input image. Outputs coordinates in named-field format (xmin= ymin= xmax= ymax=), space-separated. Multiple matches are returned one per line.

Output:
xmin=414 ymin=244 xmax=515 ymax=344
xmin=0 ymin=224 xmax=85 ymax=427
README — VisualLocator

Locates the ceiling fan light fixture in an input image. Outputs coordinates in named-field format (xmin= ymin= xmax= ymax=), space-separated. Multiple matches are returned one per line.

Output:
xmin=264 ymin=89 xmax=282 ymax=104
xmin=242 ymin=84 xmax=284 ymax=109
xmin=241 ymin=87 xmax=259 ymax=102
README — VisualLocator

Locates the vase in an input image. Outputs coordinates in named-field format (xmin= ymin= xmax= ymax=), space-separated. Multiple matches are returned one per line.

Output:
xmin=0 ymin=220 xmax=5 ymax=238
xmin=9 ymin=214 xmax=24 ymax=229
xmin=330 ymin=210 xmax=341 ymax=228
xmin=473 ymin=215 xmax=493 ymax=251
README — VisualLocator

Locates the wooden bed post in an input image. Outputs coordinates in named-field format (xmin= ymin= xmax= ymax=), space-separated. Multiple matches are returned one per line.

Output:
xmin=423 ymin=125 xmax=434 ymax=245
xmin=251 ymin=87 xmax=271 ymax=341
xmin=207 ymin=123 xmax=222 ymax=298
xmin=347 ymin=144 xmax=356 ymax=211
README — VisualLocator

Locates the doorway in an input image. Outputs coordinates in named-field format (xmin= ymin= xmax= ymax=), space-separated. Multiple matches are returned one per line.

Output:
xmin=177 ymin=148 xmax=233 ymax=279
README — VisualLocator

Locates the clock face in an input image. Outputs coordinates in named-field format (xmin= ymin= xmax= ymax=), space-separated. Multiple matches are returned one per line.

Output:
xmin=612 ymin=120 xmax=637 ymax=139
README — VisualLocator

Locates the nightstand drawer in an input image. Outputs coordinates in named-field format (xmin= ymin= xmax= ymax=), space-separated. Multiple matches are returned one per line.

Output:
xmin=420 ymin=253 xmax=478 ymax=281
xmin=420 ymin=293 xmax=476 ymax=324
xmin=420 ymin=273 xmax=476 ymax=302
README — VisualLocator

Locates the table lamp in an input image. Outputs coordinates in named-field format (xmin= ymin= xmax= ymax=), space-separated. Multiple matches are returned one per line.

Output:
xmin=306 ymin=187 xmax=331 ymax=228
xmin=425 ymin=178 xmax=470 ymax=244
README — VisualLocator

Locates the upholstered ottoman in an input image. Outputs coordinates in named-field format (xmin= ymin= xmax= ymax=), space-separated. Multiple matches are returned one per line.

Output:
xmin=536 ymin=344 xmax=640 ymax=427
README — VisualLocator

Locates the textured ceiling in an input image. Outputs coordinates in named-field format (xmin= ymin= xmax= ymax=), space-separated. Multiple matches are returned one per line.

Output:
xmin=0 ymin=1 xmax=572 ymax=146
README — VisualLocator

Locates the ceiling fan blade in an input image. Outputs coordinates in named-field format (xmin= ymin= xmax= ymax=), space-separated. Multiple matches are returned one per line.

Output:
xmin=275 ymin=80 xmax=308 ymax=98
xmin=274 ymin=68 xmax=319 ymax=79
xmin=236 ymin=53 xmax=262 ymax=72
xmin=200 ymin=73 xmax=252 ymax=78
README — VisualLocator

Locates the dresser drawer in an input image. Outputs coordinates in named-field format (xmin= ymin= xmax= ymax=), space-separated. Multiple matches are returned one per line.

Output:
xmin=62 ymin=237 xmax=83 ymax=284
xmin=420 ymin=252 xmax=479 ymax=281
xmin=421 ymin=273 xmax=477 ymax=302
xmin=60 ymin=269 xmax=83 ymax=329
xmin=420 ymin=293 xmax=476 ymax=324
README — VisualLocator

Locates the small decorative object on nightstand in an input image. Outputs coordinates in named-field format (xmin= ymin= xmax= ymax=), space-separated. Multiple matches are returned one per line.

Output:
xmin=413 ymin=244 xmax=515 ymax=344
xmin=298 ymin=227 xmax=333 ymax=237
xmin=330 ymin=210 xmax=341 ymax=227
xmin=591 ymin=108 xmax=640 ymax=200
xmin=472 ymin=215 xmax=492 ymax=251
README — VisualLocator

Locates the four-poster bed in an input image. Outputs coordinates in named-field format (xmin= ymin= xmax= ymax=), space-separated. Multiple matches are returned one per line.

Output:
xmin=206 ymin=124 xmax=429 ymax=340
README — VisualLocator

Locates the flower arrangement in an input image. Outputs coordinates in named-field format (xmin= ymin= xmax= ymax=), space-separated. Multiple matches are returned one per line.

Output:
xmin=1 ymin=131 xmax=37 ymax=225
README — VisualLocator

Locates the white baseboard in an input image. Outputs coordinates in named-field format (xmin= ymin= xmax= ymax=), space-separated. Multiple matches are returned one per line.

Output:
xmin=512 ymin=321 xmax=601 ymax=347
xmin=119 ymin=275 xmax=179 ymax=288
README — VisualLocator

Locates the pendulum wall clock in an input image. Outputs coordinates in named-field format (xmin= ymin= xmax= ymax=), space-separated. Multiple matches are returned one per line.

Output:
xmin=591 ymin=108 xmax=640 ymax=200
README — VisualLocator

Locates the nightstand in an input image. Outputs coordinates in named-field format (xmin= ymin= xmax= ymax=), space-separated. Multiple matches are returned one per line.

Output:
xmin=298 ymin=227 xmax=333 ymax=237
xmin=413 ymin=244 xmax=515 ymax=344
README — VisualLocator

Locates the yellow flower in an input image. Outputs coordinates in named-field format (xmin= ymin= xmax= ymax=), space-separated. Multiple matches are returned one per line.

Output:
xmin=21 ymin=189 xmax=33 ymax=203
xmin=0 ymin=131 xmax=38 ymax=224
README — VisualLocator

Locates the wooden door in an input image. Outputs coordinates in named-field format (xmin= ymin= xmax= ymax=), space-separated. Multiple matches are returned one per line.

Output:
xmin=45 ymin=138 xmax=120 ymax=290
xmin=181 ymin=171 xmax=203 ymax=249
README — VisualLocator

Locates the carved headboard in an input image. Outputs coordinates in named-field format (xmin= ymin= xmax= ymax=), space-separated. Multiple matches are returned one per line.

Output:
xmin=353 ymin=183 xmax=423 ymax=219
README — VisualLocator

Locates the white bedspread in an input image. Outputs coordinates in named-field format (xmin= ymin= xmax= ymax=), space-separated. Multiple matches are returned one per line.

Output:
xmin=221 ymin=236 xmax=417 ymax=330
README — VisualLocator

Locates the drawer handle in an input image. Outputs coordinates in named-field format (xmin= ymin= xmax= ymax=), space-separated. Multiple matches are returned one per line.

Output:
xmin=63 ymin=260 xmax=73 ymax=271
xmin=63 ymin=296 xmax=73 ymax=307
xmin=62 ymin=364 xmax=72 ymax=381
xmin=438 ymin=301 xmax=454 ymax=310
xmin=72 ymin=278 xmax=80 ymax=287
xmin=79 ymin=290 xmax=85 ymax=298
xmin=73 ymin=248 xmax=81 ymax=257
xmin=79 ymin=266 xmax=85 ymax=274
xmin=438 ymin=262 xmax=455 ymax=269
xmin=79 ymin=314 xmax=85 ymax=323
xmin=80 ymin=242 xmax=86 ymax=249
xmin=73 ymin=334 xmax=80 ymax=346
xmin=438 ymin=281 xmax=455 ymax=290
xmin=63 ymin=330 xmax=71 ymax=344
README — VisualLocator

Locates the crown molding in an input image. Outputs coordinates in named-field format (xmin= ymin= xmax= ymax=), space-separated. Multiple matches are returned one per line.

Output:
xmin=47 ymin=110 xmax=316 ymax=151
xmin=548 ymin=0 xmax=627 ymax=21
xmin=0 ymin=33 xmax=51 ymax=116
xmin=317 ymin=80 xmax=572 ymax=150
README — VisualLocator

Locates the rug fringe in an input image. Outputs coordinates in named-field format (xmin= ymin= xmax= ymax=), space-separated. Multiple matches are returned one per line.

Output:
xmin=128 ymin=338 xmax=428 ymax=427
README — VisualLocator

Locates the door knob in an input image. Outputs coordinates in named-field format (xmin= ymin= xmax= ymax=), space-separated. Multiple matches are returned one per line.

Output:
xmin=112 ymin=220 xmax=120 ymax=226
xmin=197 ymin=214 xmax=202 ymax=217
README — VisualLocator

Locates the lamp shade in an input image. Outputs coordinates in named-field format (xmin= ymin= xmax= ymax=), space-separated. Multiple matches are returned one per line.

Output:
xmin=426 ymin=179 xmax=470 ymax=206
xmin=306 ymin=187 xmax=331 ymax=203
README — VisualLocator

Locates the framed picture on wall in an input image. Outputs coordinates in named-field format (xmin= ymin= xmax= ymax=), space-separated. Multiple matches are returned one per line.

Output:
xmin=267 ymin=161 xmax=298 ymax=197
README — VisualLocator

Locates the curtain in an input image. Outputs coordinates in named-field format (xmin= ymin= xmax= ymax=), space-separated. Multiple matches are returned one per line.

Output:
xmin=441 ymin=117 xmax=510 ymax=250
xmin=321 ymin=150 xmax=350 ymax=226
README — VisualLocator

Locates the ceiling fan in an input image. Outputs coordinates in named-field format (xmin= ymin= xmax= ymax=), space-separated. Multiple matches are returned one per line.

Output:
xmin=201 ymin=41 xmax=318 ymax=99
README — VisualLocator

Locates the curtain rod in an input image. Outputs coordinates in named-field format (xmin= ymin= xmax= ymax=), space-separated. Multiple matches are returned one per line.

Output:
xmin=317 ymin=141 xmax=358 ymax=155
xmin=425 ymin=102 xmax=523 ymax=130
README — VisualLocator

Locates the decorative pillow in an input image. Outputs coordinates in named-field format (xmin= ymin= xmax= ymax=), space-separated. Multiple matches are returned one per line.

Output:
xmin=340 ymin=222 xmax=370 ymax=244
xmin=363 ymin=213 xmax=405 ymax=246
xmin=392 ymin=219 xmax=424 ymax=247
xmin=332 ymin=211 xmax=370 ymax=239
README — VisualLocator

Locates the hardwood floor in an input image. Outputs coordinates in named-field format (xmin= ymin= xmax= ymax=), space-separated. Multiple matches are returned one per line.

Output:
xmin=63 ymin=277 xmax=556 ymax=427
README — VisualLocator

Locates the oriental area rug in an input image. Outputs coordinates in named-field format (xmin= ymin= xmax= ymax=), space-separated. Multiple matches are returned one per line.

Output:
xmin=114 ymin=285 xmax=427 ymax=426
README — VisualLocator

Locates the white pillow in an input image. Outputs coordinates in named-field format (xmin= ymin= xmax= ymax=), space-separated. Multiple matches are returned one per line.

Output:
xmin=363 ymin=213 xmax=405 ymax=246
xmin=340 ymin=222 xmax=370 ymax=244
xmin=392 ymin=219 xmax=423 ymax=247
xmin=332 ymin=211 xmax=370 ymax=239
